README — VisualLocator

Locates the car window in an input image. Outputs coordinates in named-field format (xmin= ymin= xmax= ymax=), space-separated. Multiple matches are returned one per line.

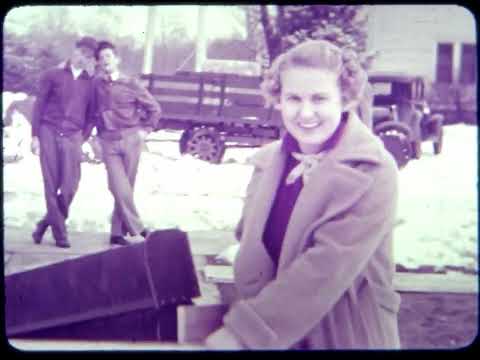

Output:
xmin=395 ymin=83 xmax=412 ymax=100
xmin=372 ymin=82 xmax=392 ymax=96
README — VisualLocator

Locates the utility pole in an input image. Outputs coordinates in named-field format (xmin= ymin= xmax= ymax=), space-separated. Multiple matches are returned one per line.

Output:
xmin=195 ymin=6 xmax=207 ymax=72
xmin=143 ymin=6 xmax=157 ymax=74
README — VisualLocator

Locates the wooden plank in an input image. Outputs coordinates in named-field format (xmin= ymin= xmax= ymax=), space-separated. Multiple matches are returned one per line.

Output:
xmin=152 ymin=90 xmax=264 ymax=107
xmin=159 ymin=113 xmax=276 ymax=127
xmin=204 ymin=265 xmax=234 ymax=283
xmin=150 ymin=88 xmax=200 ymax=98
xmin=151 ymin=94 xmax=199 ymax=104
xmin=9 ymin=339 xmax=204 ymax=350
xmin=221 ymin=104 xmax=271 ymax=119
xmin=152 ymin=81 xmax=200 ymax=90
xmin=158 ymin=102 xmax=199 ymax=115
xmin=151 ymin=87 xmax=228 ymax=100
xmin=394 ymin=272 xmax=478 ymax=294
xmin=225 ymin=86 xmax=262 ymax=95
xmin=144 ymin=72 xmax=262 ymax=89
xmin=177 ymin=303 xmax=229 ymax=344
xmin=225 ymin=75 xmax=262 ymax=89
xmin=202 ymin=265 xmax=479 ymax=294
xmin=199 ymin=104 xmax=221 ymax=116
xmin=224 ymin=92 xmax=265 ymax=107
xmin=142 ymin=73 xmax=203 ymax=84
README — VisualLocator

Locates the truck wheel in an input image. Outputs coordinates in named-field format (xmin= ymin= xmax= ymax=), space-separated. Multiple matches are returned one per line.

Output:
xmin=182 ymin=127 xmax=225 ymax=164
xmin=374 ymin=121 xmax=413 ymax=169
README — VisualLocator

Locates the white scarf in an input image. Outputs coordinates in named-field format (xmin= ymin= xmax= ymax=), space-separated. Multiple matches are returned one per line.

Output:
xmin=285 ymin=151 xmax=328 ymax=185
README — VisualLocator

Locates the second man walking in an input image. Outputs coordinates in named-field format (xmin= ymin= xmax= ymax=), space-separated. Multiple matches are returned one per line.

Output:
xmin=92 ymin=40 xmax=162 ymax=246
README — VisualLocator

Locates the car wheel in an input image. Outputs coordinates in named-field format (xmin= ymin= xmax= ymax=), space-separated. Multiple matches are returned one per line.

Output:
xmin=374 ymin=121 xmax=413 ymax=168
xmin=181 ymin=126 xmax=225 ymax=164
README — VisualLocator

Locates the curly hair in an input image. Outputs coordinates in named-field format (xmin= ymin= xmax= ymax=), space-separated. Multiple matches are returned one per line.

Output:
xmin=260 ymin=40 xmax=368 ymax=111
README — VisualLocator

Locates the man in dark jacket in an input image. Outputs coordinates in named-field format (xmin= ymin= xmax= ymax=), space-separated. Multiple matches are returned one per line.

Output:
xmin=31 ymin=36 xmax=98 ymax=248
xmin=92 ymin=40 xmax=162 ymax=246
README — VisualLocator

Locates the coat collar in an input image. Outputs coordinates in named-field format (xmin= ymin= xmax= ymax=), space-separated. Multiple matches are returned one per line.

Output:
xmin=97 ymin=69 xmax=130 ymax=84
xmin=249 ymin=111 xmax=382 ymax=170
xmin=63 ymin=60 xmax=91 ymax=80
xmin=328 ymin=111 xmax=383 ymax=165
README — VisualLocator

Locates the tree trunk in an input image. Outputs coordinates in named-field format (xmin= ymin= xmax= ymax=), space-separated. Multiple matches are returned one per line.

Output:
xmin=259 ymin=5 xmax=282 ymax=64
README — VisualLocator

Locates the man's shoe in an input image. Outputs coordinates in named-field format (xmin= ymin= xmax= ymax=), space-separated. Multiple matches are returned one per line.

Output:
xmin=32 ymin=221 xmax=49 ymax=245
xmin=55 ymin=238 xmax=71 ymax=248
xmin=110 ymin=236 xmax=131 ymax=246
xmin=140 ymin=228 xmax=151 ymax=239
xmin=128 ymin=235 xmax=145 ymax=243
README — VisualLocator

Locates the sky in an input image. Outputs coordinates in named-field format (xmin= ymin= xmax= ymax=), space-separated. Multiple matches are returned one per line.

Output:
xmin=4 ymin=5 xmax=247 ymax=44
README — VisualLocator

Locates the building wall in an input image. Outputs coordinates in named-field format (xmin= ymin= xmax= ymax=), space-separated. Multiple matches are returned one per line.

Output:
xmin=367 ymin=5 xmax=476 ymax=82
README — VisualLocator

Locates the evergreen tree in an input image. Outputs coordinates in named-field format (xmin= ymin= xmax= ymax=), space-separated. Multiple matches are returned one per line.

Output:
xmin=254 ymin=5 xmax=371 ymax=70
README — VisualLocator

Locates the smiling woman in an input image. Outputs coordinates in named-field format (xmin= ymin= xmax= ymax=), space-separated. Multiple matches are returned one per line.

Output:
xmin=278 ymin=67 xmax=344 ymax=154
xmin=204 ymin=40 xmax=401 ymax=350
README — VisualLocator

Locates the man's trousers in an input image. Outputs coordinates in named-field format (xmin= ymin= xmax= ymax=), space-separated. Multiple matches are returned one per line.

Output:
xmin=37 ymin=125 xmax=83 ymax=241
xmin=100 ymin=130 xmax=145 ymax=237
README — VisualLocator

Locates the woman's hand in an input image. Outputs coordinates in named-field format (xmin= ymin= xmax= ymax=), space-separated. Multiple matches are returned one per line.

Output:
xmin=205 ymin=327 xmax=245 ymax=350
xmin=138 ymin=129 xmax=149 ymax=140
xmin=31 ymin=136 xmax=40 ymax=155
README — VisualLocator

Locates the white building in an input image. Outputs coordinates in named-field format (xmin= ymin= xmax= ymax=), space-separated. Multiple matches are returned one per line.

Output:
xmin=367 ymin=5 xmax=476 ymax=85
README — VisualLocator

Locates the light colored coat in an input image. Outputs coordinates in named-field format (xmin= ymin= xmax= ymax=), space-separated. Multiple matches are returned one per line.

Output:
xmin=207 ymin=111 xmax=401 ymax=349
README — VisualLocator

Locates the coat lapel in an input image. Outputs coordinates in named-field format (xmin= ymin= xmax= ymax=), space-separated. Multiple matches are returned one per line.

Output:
xmin=234 ymin=142 xmax=285 ymax=292
xmin=243 ymin=141 xmax=286 ymax=250
xmin=277 ymin=112 xmax=383 ymax=269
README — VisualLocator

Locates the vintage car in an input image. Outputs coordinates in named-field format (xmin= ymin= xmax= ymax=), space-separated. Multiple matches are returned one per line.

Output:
xmin=369 ymin=73 xmax=444 ymax=168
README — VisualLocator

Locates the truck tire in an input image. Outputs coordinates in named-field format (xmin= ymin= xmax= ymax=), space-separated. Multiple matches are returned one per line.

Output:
xmin=180 ymin=127 xmax=225 ymax=164
xmin=374 ymin=121 xmax=413 ymax=168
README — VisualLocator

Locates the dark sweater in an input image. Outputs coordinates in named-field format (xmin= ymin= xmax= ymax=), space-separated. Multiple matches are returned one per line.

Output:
xmin=31 ymin=62 xmax=94 ymax=139
xmin=262 ymin=112 xmax=349 ymax=270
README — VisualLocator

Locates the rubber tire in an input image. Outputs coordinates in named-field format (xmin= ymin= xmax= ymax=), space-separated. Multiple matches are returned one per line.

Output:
xmin=374 ymin=121 xmax=413 ymax=168
xmin=182 ymin=127 xmax=225 ymax=164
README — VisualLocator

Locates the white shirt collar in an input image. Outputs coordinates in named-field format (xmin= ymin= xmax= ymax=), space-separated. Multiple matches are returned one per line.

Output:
xmin=110 ymin=71 xmax=120 ymax=81
xmin=70 ymin=65 xmax=83 ymax=80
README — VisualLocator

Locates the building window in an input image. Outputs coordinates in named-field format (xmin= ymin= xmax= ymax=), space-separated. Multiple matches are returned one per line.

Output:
xmin=460 ymin=43 xmax=476 ymax=84
xmin=436 ymin=43 xmax=453 ymax=83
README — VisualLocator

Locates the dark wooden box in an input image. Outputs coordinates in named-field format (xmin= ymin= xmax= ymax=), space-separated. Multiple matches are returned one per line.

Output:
xmin=5 ymin=229 xmax=200 ymax=342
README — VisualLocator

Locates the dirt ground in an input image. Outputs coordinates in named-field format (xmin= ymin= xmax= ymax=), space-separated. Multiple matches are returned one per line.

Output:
xmin=398 ymin=292 xmax=478 ymax=349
